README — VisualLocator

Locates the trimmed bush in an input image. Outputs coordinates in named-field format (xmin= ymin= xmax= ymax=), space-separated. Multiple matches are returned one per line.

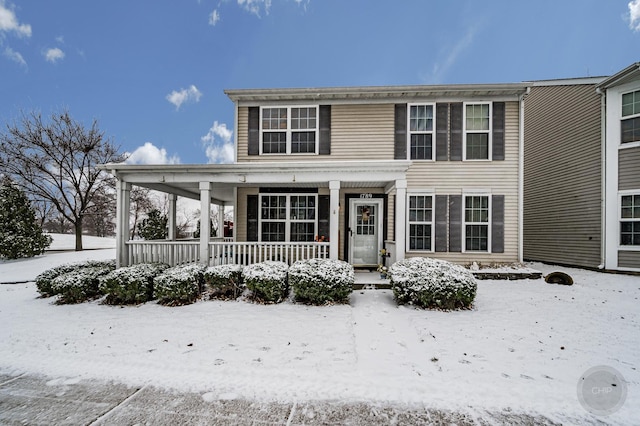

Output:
xmin=389 ymin=257 xmax=477 ymax=310
xmin=154 ymin=263 xmax=207 ymax=306
xmin=289 ymin=258 xmax=354 ymax=305
xmin=36 ymin=259 xmax=116 ymax=297
xmin=243 ymin=261 xmax=289 ymax=303
xmin=204 ymin=264 xmax=244 ymax=300
xmin=99 ymin=263 xmax=169 ymax=305
xmin=51 ymin=266 xmax=113 ymax=304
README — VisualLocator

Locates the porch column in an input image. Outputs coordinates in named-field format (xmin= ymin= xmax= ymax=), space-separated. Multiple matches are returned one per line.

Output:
xmin=167 ymin=194 xmax=177 ymax=241
xmin=217 ymin=204 xmax=225 ymax=238
xmin=394 ymin=179 xmax=407 ymax=261
xmin=329 ymin=180 xmax=340 ymax=260
xmin=199 ymin=182 xmax=212 ymax=265
xmin=115 ymin=180 xmax=131 ymax=268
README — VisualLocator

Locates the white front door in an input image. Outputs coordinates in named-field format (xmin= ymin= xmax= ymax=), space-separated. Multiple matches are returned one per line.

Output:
xmin=349 ymin=198 xmax=383 ymax=266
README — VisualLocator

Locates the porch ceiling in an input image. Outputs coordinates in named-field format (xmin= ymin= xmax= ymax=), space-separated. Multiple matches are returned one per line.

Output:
xmin=99 ymin=160 xmax=412 ymax=203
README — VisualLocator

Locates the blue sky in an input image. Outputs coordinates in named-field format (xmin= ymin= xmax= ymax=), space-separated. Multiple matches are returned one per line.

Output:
xmin=1 ymin=0 xmax=639 ymax=165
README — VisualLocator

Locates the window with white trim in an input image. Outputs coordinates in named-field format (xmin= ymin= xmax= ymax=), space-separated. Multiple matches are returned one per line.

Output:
xmin=261 ymin=106 xmax=318 ymax=154
xmin=621 ymin=90 xmax=640 ymax=144
xmin=408 ymin=104 xmax=434 ymax=160
xmin=259 ymin=194 xmax=316 ymax=242
xmin=464 ymin=103 xmax=491 ymax=160
xmin=621 ymin=194 xmax=640 ymax=246
xmin=464 ymin=195 xmax=489 ymax=251
xmin=408 ymin=194 xmax=433 ymax=250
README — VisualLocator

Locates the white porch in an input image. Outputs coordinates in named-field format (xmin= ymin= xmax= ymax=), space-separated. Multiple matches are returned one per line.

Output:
xmin=101 ymin=160 xmax=411 ymax=268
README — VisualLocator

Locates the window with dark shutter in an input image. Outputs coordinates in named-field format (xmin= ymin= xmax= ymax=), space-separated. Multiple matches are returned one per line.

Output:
xmin=450 ymin=103 xmax=463 ymax=161
xmin=449 ymin=195 xmax=462 ymax=252
xmin=248 ymin=107 xmax=260 ymax=156
xmin=394 ymin=104 xmax=407 ymax=160
xmin=492 ymin=102 xmax=505 ymax=161
xmin=435 ymin=195 xmax=448 ymax=251
xmin=247 ymin=195 xmax=258 ymax=241
xmin=491 ymin=194 xmax=504 ymax=253
xmin=435 ymin=103 xmax=448 ymax=161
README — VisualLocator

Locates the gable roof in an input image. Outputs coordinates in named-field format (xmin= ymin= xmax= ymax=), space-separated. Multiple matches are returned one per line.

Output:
xmin=596 ymin=62 xmax=640 ymax=90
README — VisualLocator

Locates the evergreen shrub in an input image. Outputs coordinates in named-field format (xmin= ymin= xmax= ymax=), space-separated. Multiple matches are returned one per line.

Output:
xmin=204 ymin=264 xmax=244 ymax=300
xmin=154 ymin=263 xmax=207 ymax=306
xmin=100 ymin=263 xmax=169 ymax=304
xmin=51 ymin=266 xmax=113 ymax=304
xmin=36 ymin=260 xmax=115 ymax=297
xmin=289 ymin=258 xmax=354 ymax=305
xmin=243 ymin=261 xmax=289 ymax=303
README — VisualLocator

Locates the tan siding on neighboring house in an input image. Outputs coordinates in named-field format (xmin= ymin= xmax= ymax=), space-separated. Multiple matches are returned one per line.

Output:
xmin=618 ymin=251 xmax=640 ymax=269
xmin=523 ymin=84 xmax=602 ymax=268
xmin=405 ymin=101 xmax=520 ymax=264
xmin=619 ymin=146 xmax=640 ymax=190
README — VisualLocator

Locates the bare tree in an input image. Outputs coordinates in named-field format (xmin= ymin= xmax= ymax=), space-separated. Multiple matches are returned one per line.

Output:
xmin=130 ymin=186 xmax=154 ymax=239
xmin=0 ymin=110 xmax=125 ymax=250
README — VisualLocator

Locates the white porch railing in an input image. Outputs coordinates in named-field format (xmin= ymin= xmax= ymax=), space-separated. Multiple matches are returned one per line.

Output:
xmin=208 ymin=242 xmax=330 ymax=266
xmin=126 ymin=240 xmax=329 ymax=267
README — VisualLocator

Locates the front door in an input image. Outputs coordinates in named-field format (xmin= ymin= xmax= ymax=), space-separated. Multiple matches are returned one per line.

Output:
xmin=348 ymin=198 xmax=384 ymax=266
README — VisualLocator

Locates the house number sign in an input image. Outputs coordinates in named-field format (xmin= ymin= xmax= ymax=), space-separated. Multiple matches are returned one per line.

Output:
xmin=359 ymin=193 xmax=373 ymax=199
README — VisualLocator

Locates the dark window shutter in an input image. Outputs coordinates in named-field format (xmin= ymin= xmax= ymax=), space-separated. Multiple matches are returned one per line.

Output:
xmin=394 ymin=104 xmax=407 ymax=160
xmin=492 ymin=102 xmax=505 ymax=161
xmin=247 ymin=195 xmax=258 ymax=241
xmin=448 ymin=195 xmax=462 ymax=252
xmin=435 ymin=195 xmax=448 ymax=252
xmin=491 ymin=194 xmax=505 ymax=253
xmin=319 ymin=105 xmax=331 ymax=155
xmin=248 ymin=107 xmax=259 ymax=156
xmin=318 ymin=195 xmax=330 ymax=240
xmin=435 ymin=103 xmax=449 ymax=161
xmin=450 ymin=103 xmax=463 ymax=161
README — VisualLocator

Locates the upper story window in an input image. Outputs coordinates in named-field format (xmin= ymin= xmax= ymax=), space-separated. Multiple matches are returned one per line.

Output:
xmin=621 ymin=194 xmax=640 ymax=246
xmin=621 ymin=90 xmax=640 ymax=144
xmin=261 ymin=106 xmax=318 ymax=154
xmin=408 ymin=104 xmax=434 ymax=160
xmin=464 ymin=103 xmax=491 ymax=160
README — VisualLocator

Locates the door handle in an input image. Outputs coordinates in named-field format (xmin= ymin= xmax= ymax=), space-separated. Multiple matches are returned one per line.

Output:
xmin=348 ymin=227 xmax=353 ymax=237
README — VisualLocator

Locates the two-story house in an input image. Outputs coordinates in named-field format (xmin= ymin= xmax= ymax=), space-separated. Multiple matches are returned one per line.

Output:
xmin=104 ymin=83 xmax=528 ymax=269
xmin=523 ymin=62 xmax=640 ymax=272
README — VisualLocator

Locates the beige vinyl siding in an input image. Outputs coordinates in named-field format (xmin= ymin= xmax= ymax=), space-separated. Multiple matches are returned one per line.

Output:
xmin=236 ymin=105 xmax=395 ymax=162
xmin=619 ymin=146 xmax=640 ymax=190
xmin=523 ymin=84 xmax=602 ymax=268
xmin=618 ymin=251 xmax=640 ymax=269
xmin=404 ymin=101 xmax=520 ymax=264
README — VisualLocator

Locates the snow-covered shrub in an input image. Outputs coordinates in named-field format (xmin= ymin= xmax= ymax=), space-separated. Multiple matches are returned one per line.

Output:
xmin=154 ymin=263 xmax=207 ymax=306
xmin=204 ymin=264 xmax=245 ymax=300
xmin=289 ymin=258 xmax=354 ymax=305
xmin=35 ymin=260 xmax=116 ymax=297
xmin=51 ymin=266 xmax=113 ymax=304
xmin=99 ymin=263 xmax=169 ymax=304
xmin=243 ymin=261 xmax=289 ymax=303
xmin=389 ymin=257 xmax=477 ymax=310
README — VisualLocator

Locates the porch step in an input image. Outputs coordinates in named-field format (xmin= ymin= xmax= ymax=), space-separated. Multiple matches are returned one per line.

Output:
xmin=353 ymin=271 xmax=390 ymax=290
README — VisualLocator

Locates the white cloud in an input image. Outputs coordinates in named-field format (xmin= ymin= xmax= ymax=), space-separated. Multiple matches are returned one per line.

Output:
xmin=629 ymin=0 xmax=640 ymax=31
xmin=125 ymin=142 xmax=181 ymax=165
xmin=209 ymin=9 xmax=220 ymax=26
xmin=237 ymin=0 xmax=272 ymax=17
xmin=202 ymin=121 xmax=234 ymax=164
xmin=0 ymin=2 xmax=31 ymax=37
xmin=166 ymin=85 xmax=202 ymax=110
xmin=44 ymin=47 xmax=65 ymax=63
xmin=3 ymin=46 xmax=26 ymax=67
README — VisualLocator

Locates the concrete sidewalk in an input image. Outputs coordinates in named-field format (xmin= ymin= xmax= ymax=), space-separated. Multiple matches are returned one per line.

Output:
xmin=0 ymin=373 xmax=566 ymax=425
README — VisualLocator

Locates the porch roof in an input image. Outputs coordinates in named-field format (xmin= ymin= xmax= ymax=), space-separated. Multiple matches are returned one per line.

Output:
xmin=99 ymin=160 xmax=412 ymax=204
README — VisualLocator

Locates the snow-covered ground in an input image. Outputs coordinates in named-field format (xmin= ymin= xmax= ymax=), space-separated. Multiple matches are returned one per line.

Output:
xmin=0 ymin=240 xmax=638 ymax=424
xmin=46 ymin=233 xmax=116 ymax=251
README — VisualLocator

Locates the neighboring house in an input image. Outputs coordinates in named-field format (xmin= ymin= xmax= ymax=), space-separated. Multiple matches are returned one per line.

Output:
xmin=103 ymin=83 xmax=528 ymax=268
xmin=523 ymin=62 xmax=640 ymax=272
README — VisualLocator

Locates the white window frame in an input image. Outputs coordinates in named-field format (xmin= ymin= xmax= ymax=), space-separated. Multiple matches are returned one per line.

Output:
xmin=259 ymin=106 xmax=319 ymax=155
xmin=621 ymin=89 xmax=640 ymax=146
xmin=406 ymin=193 xmax=435 ymax=252
xmin=619 ymin=191 xmax=640 ymax=250
xmin=407 ymin=103 xmax=436 ymax=161
xmin=258 ymin=193 xmax=318 ymax=242
xmin=462 ymin=193 xmax=492 ymax=253
xmin=463 ymin=102 xmax=492 ymax=161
